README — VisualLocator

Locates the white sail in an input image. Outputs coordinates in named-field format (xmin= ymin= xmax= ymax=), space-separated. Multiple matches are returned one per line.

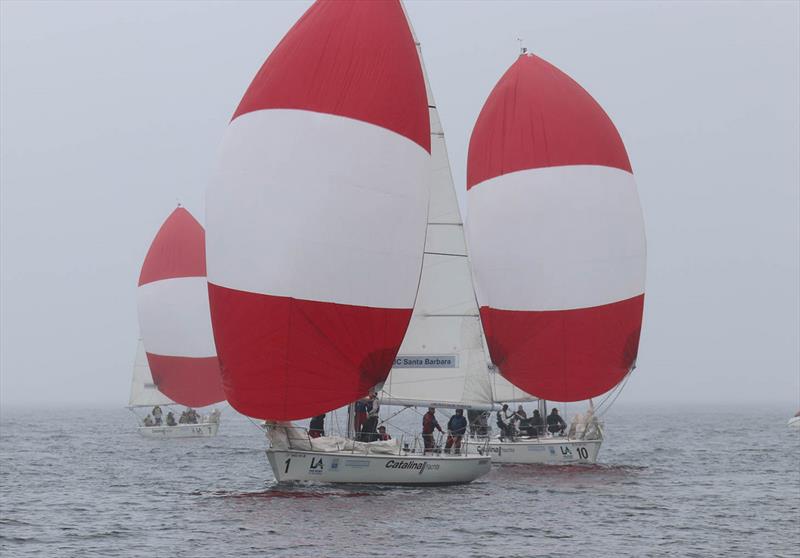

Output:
xmin=380 ymin=16 xmax=535 ymax=410
xmin=128 ymin=339 xmax=173 ymax=408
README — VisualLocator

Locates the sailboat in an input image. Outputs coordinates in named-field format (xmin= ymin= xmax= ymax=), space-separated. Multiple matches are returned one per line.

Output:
xmin=131 ymin=206 xmax=226 ymax=438
xmin=462 ymin=50 xmax=647 ymax=464
xmin=789 ymin=411 xmax=800 ymax=429
xmin=206 ymin=0 xmax=489 ymax=484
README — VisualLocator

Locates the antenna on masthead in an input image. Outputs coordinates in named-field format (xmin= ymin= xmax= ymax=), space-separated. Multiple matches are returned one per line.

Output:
xmin=517 ymin=37 xmax=527 ymax=55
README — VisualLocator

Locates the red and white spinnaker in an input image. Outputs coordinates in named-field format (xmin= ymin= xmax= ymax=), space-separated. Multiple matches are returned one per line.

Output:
xmin=466 ymin=53 xmax=646 ymax=402
xmin=206 ymin=0 xmax=431 ymax=420
xmin=136 ymin=207 xmax=225 ymax=408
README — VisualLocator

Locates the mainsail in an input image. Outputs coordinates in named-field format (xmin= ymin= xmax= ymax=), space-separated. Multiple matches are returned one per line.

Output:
xmin=137 ymin=207 xmax=225 ymax=407
xmin=128 ymin=339 xmax=173 ymax=407
xmin=206 ymin=0 xmax=431 ymax=421
xmin=466 ymin=53 xmax=646 ymax=402
xmin=380 ymin=16 xmax=536 ymax=410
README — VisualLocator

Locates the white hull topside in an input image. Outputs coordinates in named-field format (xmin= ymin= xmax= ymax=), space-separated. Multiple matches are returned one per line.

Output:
xmin=480 ymin=436 xmax=602 ymax=465
xmin=789 ymin=416 xmax=800 ymax=429
xmin=137 ymin=421 xmax=219 ymax=438
xmin=266 ymin=448 xmax=490 ymax=485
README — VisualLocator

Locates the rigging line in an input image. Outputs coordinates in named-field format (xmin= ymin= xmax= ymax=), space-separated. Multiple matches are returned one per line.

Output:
xmin=597 ymin=370 xmax=633 ymax=417
xmin=423 ymin=251 xmax=467 ymax=257
xmin=598 ymin=368 xmax=632 ymax=411
xmin=245 ymin=415 xmax=267 ymax=433
xmin=427 ymin=222 xmax=463 ymax=226
xmin=421 ymin=313 xmax=480 ymax=317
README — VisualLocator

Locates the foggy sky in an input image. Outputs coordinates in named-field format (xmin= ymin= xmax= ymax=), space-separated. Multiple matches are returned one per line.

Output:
xmin=1 ymin=1 xmax=798 ymax=408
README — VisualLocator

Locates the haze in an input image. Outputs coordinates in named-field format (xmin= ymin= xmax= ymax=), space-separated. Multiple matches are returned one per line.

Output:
xmin=1 ymin=1 xmax=798 ymax=408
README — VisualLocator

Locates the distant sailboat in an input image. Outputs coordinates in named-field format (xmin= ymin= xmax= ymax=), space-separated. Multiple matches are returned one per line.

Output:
xmin=789 ymin=411 xmax=800 ymax=429
xmin=206 ymin=0 xmax=490 ymax=484
xmin=131 ymin=206 xmax=225 ymax=438
xmin=462 ymin=49 xmax=647 ymax=464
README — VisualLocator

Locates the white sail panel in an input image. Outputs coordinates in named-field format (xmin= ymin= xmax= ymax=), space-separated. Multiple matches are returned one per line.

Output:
xmin=467 ymin=165 xmax=645 ymax=311
xmin=128 ymin=339 xmax=173 ymax=407
xmin=137 ymin=277 xmax=217 ymax=358
xmin=206 ymin=110 xmax=428 ymax=309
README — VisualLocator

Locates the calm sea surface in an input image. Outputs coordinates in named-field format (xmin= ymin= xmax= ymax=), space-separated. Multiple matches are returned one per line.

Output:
xmin=1 ymin=404 xmax=798 ymax=557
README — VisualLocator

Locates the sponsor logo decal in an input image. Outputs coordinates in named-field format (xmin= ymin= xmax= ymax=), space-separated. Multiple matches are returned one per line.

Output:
xmin=384 ymin=460 xmax=441 ymax=475
xmin=393 ymin=355 xmax=458 ymax=368
xmin=309 ymin=457 xmax=324 ymax=474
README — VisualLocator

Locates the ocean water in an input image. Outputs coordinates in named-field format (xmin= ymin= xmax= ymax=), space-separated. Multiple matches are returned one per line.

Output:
xmin=1 ymin=404 xmax=798 ymax=557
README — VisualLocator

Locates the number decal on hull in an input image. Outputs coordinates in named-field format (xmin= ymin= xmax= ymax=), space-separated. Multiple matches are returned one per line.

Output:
xmin=284 ymin=458 xmax=291 ymax=474
xmin=577 ymin=447 xmax=589 ymax=459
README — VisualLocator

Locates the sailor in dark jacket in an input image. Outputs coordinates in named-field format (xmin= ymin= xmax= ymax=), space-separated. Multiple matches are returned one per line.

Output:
xmin=445 ymin=408 xmax=468 ymax=454
xmin=547 ymin=408 xmax=567 ymax=435
xmin=528 ymin=409 xmax=545 ymax=437
xmin=309 ymin=413 xmax=325 ymax=438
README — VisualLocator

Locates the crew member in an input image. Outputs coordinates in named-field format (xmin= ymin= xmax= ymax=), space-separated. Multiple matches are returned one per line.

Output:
xmin=361 ymin=392 xmax=380 ymax=442
xmin=529 ymin=409 xmax=545 ymax=437
xmin=354 ymin=398 xmax=369 ymax=440
xmin=445 ymin=408 xmax=468 ymax=454
xmin=377 ymin=426 xmax=391 ymax=441
xmin=152 ymin=405 xmax=163 ymax=426
xmin=309 ymin=413 xmax=325 ymax=438
xmin=547 ymin=408 xmax=567 ymax=436
xmin=496 ymin=404 xmax=515 ymax=440
xmin=422 ymin=407 xmax=443 ymax=453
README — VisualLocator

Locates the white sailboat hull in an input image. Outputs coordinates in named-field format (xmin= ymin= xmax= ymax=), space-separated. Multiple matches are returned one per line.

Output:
xmin=788 ymin=416 xmax=800 ymax=429
xmin=266 ymin=449 xmax=490 ymax=485
xmin=137 ymin=421 xmax=219 ymax=438
xmin=480 ymin=436 xmax=602 ymax=465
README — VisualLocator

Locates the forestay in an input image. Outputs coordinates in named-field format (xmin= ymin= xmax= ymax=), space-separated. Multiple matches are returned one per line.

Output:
xmin=206 ymin=0 xmax=431 ymax=421
xmin=379 ymin=11 xmax=536 ymax=410
xmin=466 ymin=53 xmax=647 ymax=402
xmin=137 ymin=207 xmax=225 ymax=408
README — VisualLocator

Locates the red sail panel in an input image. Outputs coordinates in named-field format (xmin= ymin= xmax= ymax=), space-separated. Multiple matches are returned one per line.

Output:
xmin=145 ymin=354 xmax=225 ymax=408
xmin=206 ymin=0 xmax=430 ymax=420
xmin=466 ymin=53 xmax=646 ymax=402
xmin=480 ymin=296 xmax=644 ymax=402
xmin=138 ymin=207 xmax=206 ymax=287
xmin=467 ymin=53 xmax=631 ymax=190
xmin=208 ymin=285 xmax=411 ymax=420
xmin=233 ymin=0 xmax=429 ymax=153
